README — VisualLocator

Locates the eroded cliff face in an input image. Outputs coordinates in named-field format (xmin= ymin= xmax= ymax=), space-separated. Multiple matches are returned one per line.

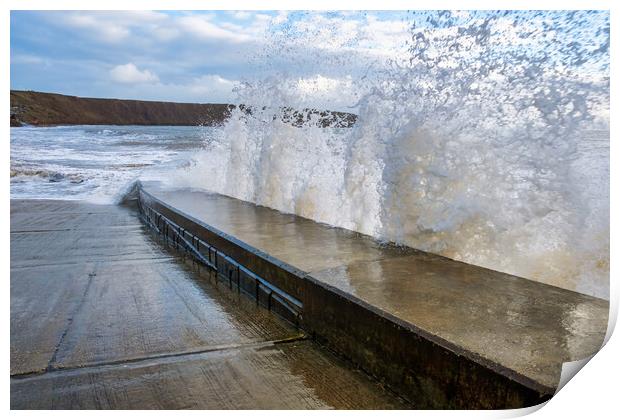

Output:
xmin=10 ymin=90 xmax=234 ymax=127
xmin=9 ymin=90 xmax=357 ymax=128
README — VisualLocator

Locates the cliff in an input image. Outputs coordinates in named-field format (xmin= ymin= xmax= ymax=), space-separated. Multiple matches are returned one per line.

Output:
xmin=10 ymin=90 xmax=233 ymax=127
xmin=10 ymin=90 xmax=357 ymax=128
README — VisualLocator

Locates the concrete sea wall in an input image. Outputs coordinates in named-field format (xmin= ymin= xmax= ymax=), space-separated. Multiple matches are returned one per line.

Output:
xmin=134 ymin=185 xmax=609 ymax=409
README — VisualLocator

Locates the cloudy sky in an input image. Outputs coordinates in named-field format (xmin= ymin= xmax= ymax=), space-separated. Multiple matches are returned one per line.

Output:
xmin=10 ymin=10 xmax=411 ymax=108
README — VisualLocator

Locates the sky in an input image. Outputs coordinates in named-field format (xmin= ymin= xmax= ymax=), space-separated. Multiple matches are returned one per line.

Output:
xmin=10 ymin=10 xmax=412 ymax=107
xmin=10 ymin=10 xmax=609 ymax=110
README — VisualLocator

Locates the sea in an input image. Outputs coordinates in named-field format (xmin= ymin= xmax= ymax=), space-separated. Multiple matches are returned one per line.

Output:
xmin=10 ymin=125 xmax=216 ymax=203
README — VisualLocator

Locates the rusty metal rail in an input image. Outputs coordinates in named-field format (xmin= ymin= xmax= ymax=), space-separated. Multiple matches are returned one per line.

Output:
xmin=138 ymin=197 xmax=303 ymax=325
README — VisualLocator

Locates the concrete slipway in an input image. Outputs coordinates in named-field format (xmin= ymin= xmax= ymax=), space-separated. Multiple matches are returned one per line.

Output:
xmin=10 ymin=182 xmax=608 ymax=409
xmin=10 ymin=199 xmax=406 ymax=409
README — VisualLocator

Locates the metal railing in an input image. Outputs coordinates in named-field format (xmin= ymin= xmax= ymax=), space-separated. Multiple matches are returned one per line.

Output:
xmin=138 ymin=198 xmax=303 ymax=325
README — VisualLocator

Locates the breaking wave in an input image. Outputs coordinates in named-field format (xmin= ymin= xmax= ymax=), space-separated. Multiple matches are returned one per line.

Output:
xmin=10 ymin=125 xmax=210 ymax=203
xmin=10 ymin=167 xmax=86 ymax=183
xmin=178 ymin=11 xmax=610 ymax=298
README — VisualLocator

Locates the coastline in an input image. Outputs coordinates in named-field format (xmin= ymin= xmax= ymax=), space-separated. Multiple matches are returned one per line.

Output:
xmin=10 ymin=90 xmax=357 ymax=128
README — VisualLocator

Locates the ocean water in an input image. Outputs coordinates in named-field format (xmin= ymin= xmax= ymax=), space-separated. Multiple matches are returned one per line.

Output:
xmin=10 ymin=11 xmax=609 ymax=299
xmin=10 ymin=125 xmax=219 ymax=203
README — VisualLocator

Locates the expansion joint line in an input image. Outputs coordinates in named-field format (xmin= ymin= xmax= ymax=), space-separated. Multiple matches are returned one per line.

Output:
xmin=45 ymin=265 xmax=98 ymax=372
xmin=12 ymin=333 xmax=308 ymax=380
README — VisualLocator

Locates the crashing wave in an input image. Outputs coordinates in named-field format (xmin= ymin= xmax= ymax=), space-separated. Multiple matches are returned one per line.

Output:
xmin=178 ymin=11 xmax=610 ymax=298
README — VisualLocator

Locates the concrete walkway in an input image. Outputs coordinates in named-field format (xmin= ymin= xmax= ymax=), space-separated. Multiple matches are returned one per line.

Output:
xmin=10 ymin=200 xmax=407 ymax=409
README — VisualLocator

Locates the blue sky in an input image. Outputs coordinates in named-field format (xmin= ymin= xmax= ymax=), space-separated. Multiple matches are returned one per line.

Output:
xmin=10 ymin=10 xmax=609 ymax=108
xmin=10 ymin=10 xmax=412 ymax=105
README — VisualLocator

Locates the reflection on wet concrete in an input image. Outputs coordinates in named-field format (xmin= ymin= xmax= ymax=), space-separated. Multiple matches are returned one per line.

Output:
xmin=311 ymin=255 xmax=608 ymax=390
xmin=10 ymin=199 xmax=407 ymax=409
xmin=146 ymin=185 xmax=609 ymax=392
xmin=11 ymin=341 xmax=404 ymax=409
xmin=147 ymin=187 xmax=416 ymax=273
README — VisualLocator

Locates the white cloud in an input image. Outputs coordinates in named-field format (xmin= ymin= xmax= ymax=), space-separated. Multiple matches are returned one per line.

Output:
xmin=53 ymin=11 xmax=171 ymax=45
xmin=64 ymin=14 xmax=130 ymax=43
xmin=230 ymin=11 xmax=251 ymax=20
xmin=178 ymin=16 xmax=252 ymax=44
xmin=110 ymin=63 xmax=159 ymax=84
xmin=187 ymin=74 xmax=239 ymax=97
xmin=104 ymin=74 xmax=240 ymax=104
xmin=12 ymin=54 xmax=47 ymax=66
xmin=153 ymin=26 xmax=180 ymax=42
xmin=15 ymin=11 xmax=416 ymax=108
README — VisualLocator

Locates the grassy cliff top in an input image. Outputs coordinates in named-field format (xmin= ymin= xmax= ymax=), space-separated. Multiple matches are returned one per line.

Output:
xmin=10 ymin=90 xmax=356 ymax=128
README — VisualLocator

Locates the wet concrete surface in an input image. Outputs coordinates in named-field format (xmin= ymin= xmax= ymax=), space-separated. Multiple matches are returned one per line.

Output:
xmin=12 ymin=341 xmax=403 ymax=409
xmin=145 ymin=186 xmax=609 ymax=392
xmin=10 ymin=199 xmax=407 ymax=409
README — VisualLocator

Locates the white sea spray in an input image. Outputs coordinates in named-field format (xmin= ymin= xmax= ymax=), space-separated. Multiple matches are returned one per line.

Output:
xmin=180 ymin=11 xmax=610 ymax=298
